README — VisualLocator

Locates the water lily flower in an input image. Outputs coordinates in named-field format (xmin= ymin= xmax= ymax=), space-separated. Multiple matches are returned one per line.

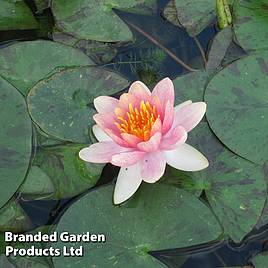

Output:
xmin=79 ymin=78 xmax=208 ymax=204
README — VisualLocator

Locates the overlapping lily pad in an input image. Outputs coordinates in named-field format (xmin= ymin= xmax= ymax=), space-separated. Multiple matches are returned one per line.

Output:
xmin=234 ymin=0 xmax=268 ymax=51
xmin=27 ymin=66 xmax=129 ymax=143
xmin=171 ymin=0 xmax=216 ymax=36
xmin=0 ymin=77 xmax=32 ymax=209
xmin=0 ymin=40 xmax=94 ymax=96
xmin=51 ymin=0 xmax=157 ymax=42
xmin=251 ymin=253 xmax=268 ymax=268
xmin=207 ymin=26 xmax=233 ymax=70
xmin=53 ymin=184 xmax=222 ymax=267
xmin=186 ymin=123 xmax=266 ymax=242
xmin=0 ymin=0 xmax=37 ymax=31
xmin=205 ymin=53 xmax=268 ymax=164
xmin=21 ymin=144 xmax=104 ymax=200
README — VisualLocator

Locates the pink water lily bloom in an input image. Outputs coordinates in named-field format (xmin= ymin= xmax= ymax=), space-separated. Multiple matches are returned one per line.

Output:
xmin=79 ymin=78 xmax=208 ymax=204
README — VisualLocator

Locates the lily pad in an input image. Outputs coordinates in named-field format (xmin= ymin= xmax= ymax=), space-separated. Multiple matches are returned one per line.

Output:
xmin=27 ymin=66 xmax=129 ymax=143
xmin=0 ymin=40 xmax=94 ymax=96
xmin=251 ymin=253 xmax=268 ymax=268
xmin=25 ymin=144 xmax=104 ymax=200
xmin=205 ymin=53 xmax=268 ymax=164
xmin=0 ymin=0 xmax=37 ymax=31
xmin=20 ymin=166 xmax=55 ymax=200
xmin=51 ymin=0 xmax=157 ymax=42
xmin=173 ymin=70 xmax=212 ymax=104
xmin=187 ymin=123 xmax=266 ymax=243
xmin=163 ymin=0 xmax=181 ymax=27
xmin=172 ymin=0 xmax=216 ymax=36
xmin=0 ymin=198 xmax=32 ymax=233
xmin=0 ymin=77 xmax=32 ymax=209
xmin=207 ymin=26 xmax=233 ymax=70
xmin=53 ymin=184 xmax=222 ymax=268
xmin=233 ymin=0 xmax=268 ymax=51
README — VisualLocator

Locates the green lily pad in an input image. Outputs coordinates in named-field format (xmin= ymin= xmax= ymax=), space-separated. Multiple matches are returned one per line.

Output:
xmin=251 ymin=253 xmax=268 ymax=268
xmin=0 ymin=0 xmax=37 ymax=31
xmin=205 ymin=53 xmax=268 ymax=165
xmin=0 ymin=255 xmax=14 ymax=268
xmin=233 ymin=0 xmax=268 ymax=51
xmin=20 ymin=166 xmax=55 ymax=200
xmin=25 ymin=144 xmax=104 ymax=200
xmin=0 ymin=77 xmax=32 ymax=209
xmin=27 ymin=66 xmax=129 ymax=143
xmin=187 ymin=123 xmax=266 ymax=243
xmin=0 ymin=198 xmax=32 ymax=233
xmin=51 ymin=0 xmax=157 ymax=42
xmin=53 ymin=184 xmax=222 ymax=268
xmin=207 ymin=26 xmax=233 ymax=70
xmin=0 ymin=40 xmax=94 ymax=96
xmin=173 ymin=70 xmax=212 ymax=104
xmin=172 ymin=0 xmax=215 ymax=36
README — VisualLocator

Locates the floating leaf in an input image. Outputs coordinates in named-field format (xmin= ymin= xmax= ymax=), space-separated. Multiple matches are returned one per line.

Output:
xmin=172 ymin=0 xmax=216 ymax=36
xmin=27 ymin=66 xmax=129 ymax=143
xmin=53 ymin=184 xmax=222 ymax=267
xmin=24 ymin=144 xmax=104 ymax=200
xmin=51 ymin=0 xmax=157 ymax=42
xmin=20 ymin=166 xmax=55 ymax=200
xmin=205 ymin=53 xmax=268 ymax=164
xmin=163 ymin=0 xmax=181 ymax=27
xmin=173 ymin=70 xmax=212 ymax=104
xmin=0 ymin=0 xmax=37 ymax=30
xmin=187 ymin=123 xmax=266 ymax=242
xmin=0 ymin=77 xmax=32 ymax=209
xmin=0 ymin=198 xmax=32 ymax=233
xmin=0 ymin=40 xmax=94 ymax=95
xmin=207 ymin=26 xmax=233 ymax=70
xmin=233 ymin=0 xmax=268 ymax=51
xmin=251 ymin=253 xmax=268 ymax=268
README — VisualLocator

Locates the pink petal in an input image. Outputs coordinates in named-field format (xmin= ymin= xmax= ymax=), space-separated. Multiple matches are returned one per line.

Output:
xmin=121 ymin=133 xmax=142 ymax=147
xmin=161 ymin=100 xmax=174 ymax=134
xmin=165 ymin=143 xmax=209 ymax=171
xmin=152 ymin=77 xmax=175 ymax=111
xmin=128 ymin=81 xmax=151 ymax=101
xmin=111 ymin=151 xmax=145 ymax=167
xmin=160 ymin=126 xmax=187 ymax=150
xmin=92 ymin=125 xmax=111 ymax=141
xmin=137 ymin=132 xmax=161 ymax=152
xmin=94 ymin=96 xmax=118 ymax=115
xmin=93 ymin=113 xmax=119 ymax=133
xmin=173 ymin=102 xmax=207 ymax=132
xmin=79 ymin=141 xmax=132 ymax=163
xmin=118 ymin=93 xmax=140 ymax=111
xmin=174 ymin=100 xmax=192 ymax=112
xmin=150 ymin=118 xmax=162 ymax=136
xmin=104 ymin=128 xmax=130 ymax=147
xmin=141 ymin=151 xmax=166 ymax=183
xmin=113 ymin=163 xmax=142 ymax=204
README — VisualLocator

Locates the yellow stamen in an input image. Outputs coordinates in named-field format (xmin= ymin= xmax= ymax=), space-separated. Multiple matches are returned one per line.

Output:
xmin=114 ymin=100 xmax=159 ymax=141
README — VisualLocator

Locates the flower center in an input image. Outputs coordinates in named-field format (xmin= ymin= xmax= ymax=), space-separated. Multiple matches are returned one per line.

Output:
xmin=114 ymin=100 xmax=159 ymax=141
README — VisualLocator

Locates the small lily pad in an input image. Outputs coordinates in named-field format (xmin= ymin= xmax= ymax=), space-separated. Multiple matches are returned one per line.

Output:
xmin=187 ymin=123 xmax=266 ymax=243
xmin=26 ymin=144 xmax=104 ymax=200
xmin=53 ymin=184 xmax=222 ymax=267
xmin=251 ymin=252 xmax=268 ymax=268
xmin=51 ymin=0 xmax=157 ymax=42
xmin=0 ymin=40 xmax=94 ymax=96
xmin=0 ymin=77 xmax=32 ymax=209
xmin=0 ymin=0 xmax=37 ymax=31
xmin=172 ymin=0 xmax=216 ymax=36
xmin=205 ymin=52 xmax=268 ymax=164
xmin=27 ymin=66 xmax=129 ymax=143
xmin=0 ymin=198 xmax=32 ymax=233
xmin=234 ymin=0 xmax=268 ymax=51
xmin=207 ymin=26 xmax=233 ymax=70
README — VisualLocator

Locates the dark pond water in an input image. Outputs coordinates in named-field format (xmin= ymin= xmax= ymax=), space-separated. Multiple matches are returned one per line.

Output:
xmin=1 ymin=0 xmax=268 ymax=267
